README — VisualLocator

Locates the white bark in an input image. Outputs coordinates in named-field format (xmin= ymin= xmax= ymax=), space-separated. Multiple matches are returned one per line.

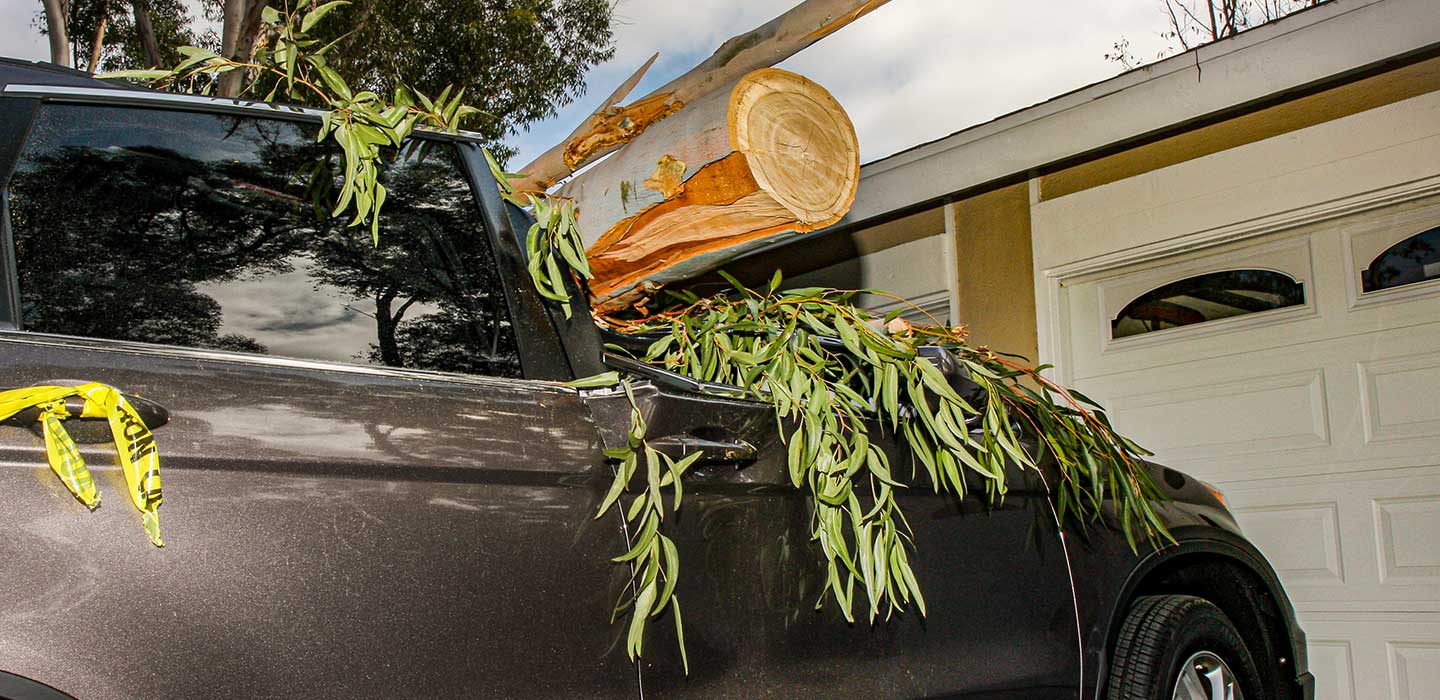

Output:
xmin=40 ymin=0 xmax=71 ymax=68
xmin=513 ymin=0 xmax=890 ymax=191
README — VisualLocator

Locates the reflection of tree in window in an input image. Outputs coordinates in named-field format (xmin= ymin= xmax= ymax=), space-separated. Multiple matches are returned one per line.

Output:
xmin=10 ymin=110 xmax=319 ymax=351
xmin=9 ymin=104 xmax=520 ymax=378
xmin=1362 ymin=227 xmax=1440 ymax=293
xmin=1112 ymin=269 xmax=1305 ymax=339
xmin=310 ymin=146 xmax=520 ymax=378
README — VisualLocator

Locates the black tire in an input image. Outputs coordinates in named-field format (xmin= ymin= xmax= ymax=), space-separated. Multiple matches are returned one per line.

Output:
xmin=1106 ymin=594 xmax=1263 ymax=700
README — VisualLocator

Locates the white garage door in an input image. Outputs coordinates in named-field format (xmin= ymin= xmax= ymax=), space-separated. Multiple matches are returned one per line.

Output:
xmin=1055 ymin=197 xmax=1440 ymax=700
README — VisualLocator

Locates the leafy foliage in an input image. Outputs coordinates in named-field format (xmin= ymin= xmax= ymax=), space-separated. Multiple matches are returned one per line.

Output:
xmin=573 ymin=379 xmax=698 ymax=674
xmin=485 ymin=151 xmax=591 ymax=318
xmin=292 ymin=0 xmax=615 ymax=157
xmin=34 ymin=0 xmax=208 ymax=72
xmin=104 ymin=2 xmax=481 ymax=244
xmin=590 ymin=278 xmax=1171 ymax=644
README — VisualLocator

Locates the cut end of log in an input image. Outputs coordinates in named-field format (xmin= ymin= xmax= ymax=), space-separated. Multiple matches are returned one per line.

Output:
xmin=729 ymin=68 xmax=859 ymax=229
xmin=579 ymin=67 xmax=860 ymax=311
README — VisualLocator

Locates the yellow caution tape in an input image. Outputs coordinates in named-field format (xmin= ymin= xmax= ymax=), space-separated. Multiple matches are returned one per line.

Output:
xmin=0 ymin=383 xmax=164 ymax=547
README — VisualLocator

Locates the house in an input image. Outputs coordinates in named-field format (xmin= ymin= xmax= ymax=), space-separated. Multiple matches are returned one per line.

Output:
xmin=752 ymin=0 xmax=1440 ymax=697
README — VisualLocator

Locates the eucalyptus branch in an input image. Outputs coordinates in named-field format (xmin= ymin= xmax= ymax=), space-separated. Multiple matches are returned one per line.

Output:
xmin=484 ymin=152 xmax=591 ymax=319
xmin=100 ymin=1 xmax=485 ymax=244
xmin=573 ymin=272 xmax=1172 ymax=668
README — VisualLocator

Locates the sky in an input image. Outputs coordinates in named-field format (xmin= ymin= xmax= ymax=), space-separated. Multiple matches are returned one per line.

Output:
xmin=0 ymin=0 xmax=1180 ymax=166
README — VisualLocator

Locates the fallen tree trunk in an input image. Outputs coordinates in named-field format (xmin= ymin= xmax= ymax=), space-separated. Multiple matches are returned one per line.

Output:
xmin=561 ymin=68 xmax=859 ymax=311
xmin=513 ymin=0 xmax=889 ymax=192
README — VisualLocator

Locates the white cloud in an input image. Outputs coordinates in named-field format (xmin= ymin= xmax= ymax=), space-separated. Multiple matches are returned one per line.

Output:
xmin=0 ymin=0 xmax=1181 ymax=166
xmin=779 ymin=0 xmax=1176 ymax=160
xmin=511 ymin=0 xmax=1179 ymax=166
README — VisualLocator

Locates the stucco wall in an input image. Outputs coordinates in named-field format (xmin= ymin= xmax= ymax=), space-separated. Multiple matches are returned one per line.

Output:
xmin=948 ymin=184 xmax=1039 ymax=362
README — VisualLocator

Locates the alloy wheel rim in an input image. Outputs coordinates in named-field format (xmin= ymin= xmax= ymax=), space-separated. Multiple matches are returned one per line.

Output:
xmin=1172 ymin=650 xmax=1244 ymax=700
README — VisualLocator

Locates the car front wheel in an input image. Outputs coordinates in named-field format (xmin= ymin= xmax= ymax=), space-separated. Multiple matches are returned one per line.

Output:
xmin=1106 ymin=594 xmax=1261 ymax=700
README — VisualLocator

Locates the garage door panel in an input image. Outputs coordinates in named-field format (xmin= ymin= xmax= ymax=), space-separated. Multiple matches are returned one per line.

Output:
xmin=1389 ymin=641 xmax=1440 ymax=700
xmin=1104 ymin=368 xmax=1330 ymax=459
xmin=1074 ymin=326 xmax=1440 ymax=479
xmin=1231 ymin=501 xmax=1346 ymax=586
xmin=1359 ymin=351 xmax=1440 ymax=444
xmin=1223 ymin=469 xmax=1440 ymax=609
xmin=1062 ymin=266 xmax=1325 ymax=383
xmin=1300 ymin=614 xmax=1440 ymax=700
xmin=1069 ymin=296 xmax=1440 ymax=382
xmin=1308 ymin=639 xmax=1357 ymax=700
xmin=1063 ymin=227 xmax=1440 ymax=383
xmin=1374 ymin=495 xmax=1440 ymax=585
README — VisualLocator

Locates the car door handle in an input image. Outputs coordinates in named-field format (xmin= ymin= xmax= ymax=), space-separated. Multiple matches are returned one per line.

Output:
xmin=0 ymin=384 xmax=170 ymax=430
xmin=647 ymin=433 xmax=758 ymax=469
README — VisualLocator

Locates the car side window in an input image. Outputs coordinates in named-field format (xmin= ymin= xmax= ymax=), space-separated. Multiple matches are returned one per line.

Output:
xmin=6 ymin=103 xmax=521 ymax=378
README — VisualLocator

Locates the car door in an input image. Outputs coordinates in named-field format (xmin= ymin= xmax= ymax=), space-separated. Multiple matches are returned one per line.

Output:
xmin=591 ymin=364 xmax=1084 ymax=698
xmin=0 ymin=95 xmax=638 ymax=700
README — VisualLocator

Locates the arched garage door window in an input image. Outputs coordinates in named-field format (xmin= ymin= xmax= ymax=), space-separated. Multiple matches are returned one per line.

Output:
xmin=1361 ymin=225 xmax=1440 ymax=293
xmin=1112 ymin=269 xmax=1305 ymax=339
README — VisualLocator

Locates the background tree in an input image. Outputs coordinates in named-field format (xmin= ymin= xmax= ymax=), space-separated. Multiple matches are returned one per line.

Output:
xmin=34 ymin=0 xmax=206 ymax=71
xmin=39 ymin=0 xmax=72 ymax=67
xmin=1108 ymin=0 xmax=1327 ymax=69
xmin=40 ymin=0 xmax=614 ymax=156
xmin=265 ymin=0 xmax=614 ymax=155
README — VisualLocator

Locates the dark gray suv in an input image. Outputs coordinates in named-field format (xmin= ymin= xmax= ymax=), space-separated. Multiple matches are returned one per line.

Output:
xmin=0 ymin=58 xmax=1313 ymax=700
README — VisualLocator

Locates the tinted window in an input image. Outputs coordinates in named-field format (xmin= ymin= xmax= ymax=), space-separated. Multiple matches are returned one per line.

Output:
xmin=1362 ymin=226 xmax=1440 ymax=293
xmin=8 ymin=104 xmax=520 ymax=378
xmin=1112 ymin=269 xmax=1304 ymax=339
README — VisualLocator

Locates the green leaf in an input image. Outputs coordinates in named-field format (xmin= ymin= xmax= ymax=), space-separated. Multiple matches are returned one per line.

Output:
xmin=596 ymin=460 xmax=631 ymax=519
xmin=671 ymin=597 xmax=689 ymax=675
xmin=556 ymin=230 xmax=591 ymax=280
xmin=96 ymin=69 xmax=174 ymax=81
xmin=781 ymin=286 xmax=828 ymax=298
xmin=624 ymin=489 xmax=648 ymax=522
xmin=645 ymin=445 xmax=663 ymax=517
xmin=614 ymin=512 xmax=659 ymax=563
xmin=787 ymin=427 xmax=805 ymax=488
xmin=882 ymin=363 xmax=900 ymax=423
xmin=369 ymin=183 xmax=386 ymax=245
xmin=717 ymin=269 xmax=748 ymax=294
xmin=316 ymin=65 xmax=353 ymax=101
xmin=655 ymin=535 xmax=681 ymax=611
xmin=301 ymin=1 xmax=350 ymax=33
xmin=627 ymin=580 xmax=657 ymax=660
xmin=565 ymin=371 xmax=621 ymax=389
xmin=284 ymin=42 xmax=299 ymax=84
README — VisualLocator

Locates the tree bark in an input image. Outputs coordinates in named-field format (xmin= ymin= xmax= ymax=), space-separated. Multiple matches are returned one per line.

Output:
xmin=218 ymin=0 xmax=269 ymax=97
xmin=40 ymin=0 xmax=72 ymax=68
xmin=560 ymin=68 xmax=859 ymax=311
xmin=131 ymin=0 xmax=163 ymax=68
xmin=513 ymin=0 xmax=889 ymax=191
xmin=88 ymin=0 xmax=111 ymax=72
